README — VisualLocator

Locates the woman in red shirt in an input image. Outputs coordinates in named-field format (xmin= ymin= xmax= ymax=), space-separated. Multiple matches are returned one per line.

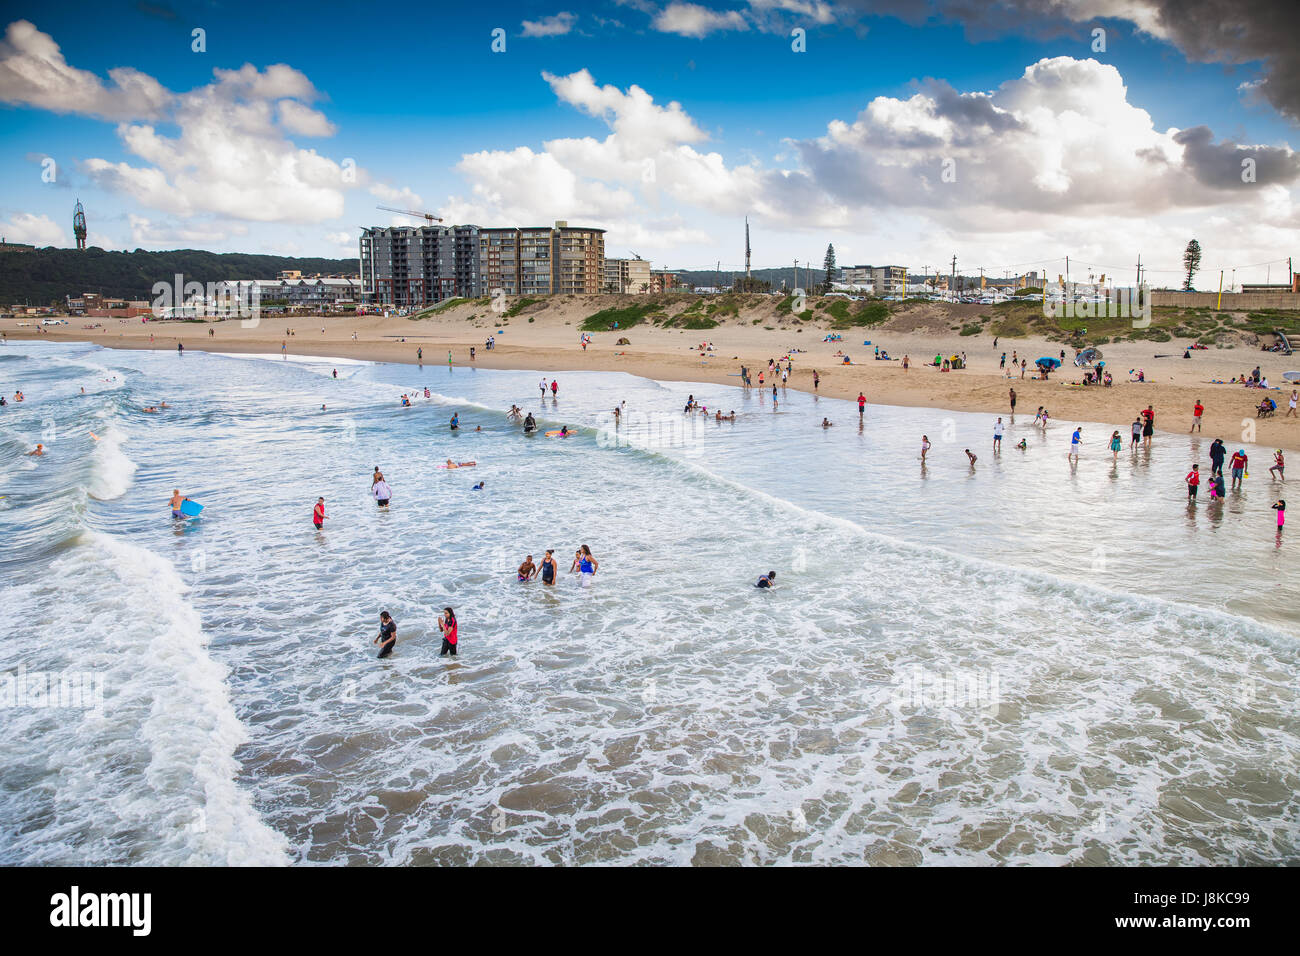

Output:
xmin=439 ymin=607 xmax=458 ymax=657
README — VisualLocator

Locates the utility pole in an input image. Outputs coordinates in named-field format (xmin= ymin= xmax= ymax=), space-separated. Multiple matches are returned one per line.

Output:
xmin=950 ymin=254 xmax=957 ymax=295
xmin=1217 ymin=270 xmax=1224 ymax=310
xmin=1135 ymin=253 xmax=1141 ymax=289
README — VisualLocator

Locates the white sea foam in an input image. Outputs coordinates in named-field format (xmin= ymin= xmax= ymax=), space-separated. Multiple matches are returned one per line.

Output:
xmin=0 ymin=532 xmax=289 ymax=865
xmin=86 ymin=425 xmax=137 ymax=500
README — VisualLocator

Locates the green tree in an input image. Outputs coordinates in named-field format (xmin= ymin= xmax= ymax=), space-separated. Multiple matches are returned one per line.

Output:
xmin=1182 ymin=239 xmax=1202 ymax=291
xmin=823 ymin=243 xmax=837 ymax=293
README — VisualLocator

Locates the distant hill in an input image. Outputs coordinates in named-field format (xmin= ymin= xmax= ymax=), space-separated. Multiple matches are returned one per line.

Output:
xmin=0 ymin=247 xmax=358 ymax=305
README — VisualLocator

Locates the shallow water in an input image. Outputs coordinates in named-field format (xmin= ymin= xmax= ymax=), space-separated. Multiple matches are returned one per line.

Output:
xmin=1 ymin=342 xmax=1296 ymax=865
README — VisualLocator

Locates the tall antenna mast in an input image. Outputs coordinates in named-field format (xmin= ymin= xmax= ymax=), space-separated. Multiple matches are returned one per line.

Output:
xmin=745 ymin=217 xmax=751 ymax=278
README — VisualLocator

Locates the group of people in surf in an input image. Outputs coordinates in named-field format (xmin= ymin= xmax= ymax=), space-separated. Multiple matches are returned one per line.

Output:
xmin=516 ymin=546 xmax=599 ymax=587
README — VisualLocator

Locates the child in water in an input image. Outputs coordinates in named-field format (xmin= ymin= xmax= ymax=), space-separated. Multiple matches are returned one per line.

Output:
xmin=1274 ymin=499 xmax=1286 ymax=531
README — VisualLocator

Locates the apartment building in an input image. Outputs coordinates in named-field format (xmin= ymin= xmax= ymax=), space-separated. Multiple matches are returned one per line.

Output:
xmin=838 ymin=264 xmax=908 ymax=296
xmin=362 ymin=221 xmax=604 ymax=306
xmin=480 ymin=221 xmax=605 ymax=296
xmin=604 ymin=257 xmax=652 ymax=293
xmin=650 ymin=270 xmax=678 ymax=293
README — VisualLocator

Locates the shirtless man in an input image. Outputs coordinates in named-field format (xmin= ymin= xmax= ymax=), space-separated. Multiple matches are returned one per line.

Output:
xmin=27 ymin=443 xmax=45 ymax=456
xmin=169 ymin=488 xmax=185 ymax=519
xmin=517 ymin=555 xmax=538 ymax=581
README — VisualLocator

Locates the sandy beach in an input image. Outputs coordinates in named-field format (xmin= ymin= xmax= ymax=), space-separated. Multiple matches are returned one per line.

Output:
xmin=7 ymin=297 xmax=1299 ymax=451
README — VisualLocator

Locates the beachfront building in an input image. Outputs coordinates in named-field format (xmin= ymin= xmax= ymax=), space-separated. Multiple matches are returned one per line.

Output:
xmin=361 ymin=221 xmax=604 ymax=306
xmin=207 ymin=276 xmax=360 ymax=315
xmin=604 ymin=257 xmax=653 ymax=294
xmin=360 ymin=225 xmax=481 ymax=308
xmin=650 ymin=270 xmax=678 ymax=293
xmin=837 ymin=264 xmax=907 ymax=296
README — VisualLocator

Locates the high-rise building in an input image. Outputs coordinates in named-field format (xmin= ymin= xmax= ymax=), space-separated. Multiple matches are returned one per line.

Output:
xmin=361 ymin=221 xmax=604 ymax=307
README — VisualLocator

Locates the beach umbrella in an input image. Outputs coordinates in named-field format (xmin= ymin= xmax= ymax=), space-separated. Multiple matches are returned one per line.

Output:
xmin=1036 ymin=357 xmax=1061 ymax=368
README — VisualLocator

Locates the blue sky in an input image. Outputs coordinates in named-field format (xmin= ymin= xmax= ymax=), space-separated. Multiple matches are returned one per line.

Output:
xmin=2 ymin=0 xmax=1297 ymax=283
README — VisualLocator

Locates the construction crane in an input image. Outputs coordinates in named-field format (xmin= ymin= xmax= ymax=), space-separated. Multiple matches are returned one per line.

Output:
xmin=628 ymin=251 xmax=643 ymax=260
xmin=376 ymin=205 xmax=443 ymax=224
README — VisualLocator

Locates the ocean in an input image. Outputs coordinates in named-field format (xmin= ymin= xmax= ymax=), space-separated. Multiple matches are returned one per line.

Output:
xmin=1 ymin=341 xmax=1296 ymax=865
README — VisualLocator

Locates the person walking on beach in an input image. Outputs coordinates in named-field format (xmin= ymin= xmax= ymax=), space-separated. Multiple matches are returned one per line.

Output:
xmin=551 ymin=379 xmax=559 ymax=398
xmin=1209 ymin=438 xmax=1226 ymax=477
xmin=1009 ymin=388 xmax=1016 ymax=415
xmin=813 ymin=370 xmax=819 ymax=391
xmin=921 ymin=435 xmax=931 ymax=462
xmin=993 ymin=417 xmax=1004 ymax=450
xmin=1069 ymin=427 xmax=1083 ymax=461
xmin=1186 ymin=463 xmax=1201 ymax=501
xmin=1020 ymin=358 xmax=1027 ymax=378
xmin=1000 ymin=352 xmax=1006 ymax=370
xmin=902 ymin=355 xmax=909 ymax=372
xmin=312 ymin=497 xmax=327 ymax=529
xmin=447 ymin=350 xmax=452 ymax=367
xmin=417 ymin=347 xmax=423 ymax=362
xmin=1230 ymin=449 xmax=1248 ymax=490
xmin=1288 ymin=390 xmax=1299 ymax=418
xmin=1109 ymin=430 xmax=1122 ymax=461
xmin=374 ymin=611 xmax=396 ymax=659
xmin=1270 ymin=449 xmax=1285 ymax=481
xmin=1191 ymin=399 xmax=1204 ymax=433
xmin=858 ymin=392 xmax=867 ymax=417
xmin=438 ymin=608 xmax=458 ymax=657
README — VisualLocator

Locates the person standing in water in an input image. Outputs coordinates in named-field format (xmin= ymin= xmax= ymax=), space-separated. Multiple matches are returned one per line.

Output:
xmin=993 ymin=417 xmax=1004 ymax=450
xmin=518 ymin=555 xmax=537 ymax=581
xmin=1069 ymin=427 xmax=1083 ymax=461
xmin=920 ymin=435 xmax=930 ymax=462
xmin=374 ymin=611 xmax=396 ymax=659
xmin=857 ymin=393 xmax=866 ymax=417
xmin=540 ymin=549 xmax=557 ymax=586
xmin=417 ymin=347 xmax=423 ymax=362
xmin=1130 ymin=417 xmax=1142 ymax=450
xmin=1109 ymin=430 xmax=1122 ymax=461
xmin=1273 ymin=499 xmax=1287 ymax=531
xmin=373 ymin=474 xmax=392 ymax=507
xmin=438 ymin=607 xmax=458 ymax=656
xmin=1185 ymin=463 xmax=1201 ymax=501
xmin=1009 ymin=387 xmax=1016 ymax=415
xmin=1230 ymin=449 xmax=1248 ymax=490
xmin=813 ymin=370 xmax=819 ymax=391
xmin=551 ymin=379 xmax=558 ymax=398
xmin=169 ymin=489 xmax=186 ymax=519
xmin=1269 ymin=449 xmax=1285 ymax=481
xmin=572 ymin=545 xmax=598 ymax=583
xmin=1209 ymin=438 xmax=1226 ymax=477
xmin=313 ymin=497 xmax=327 ymax=529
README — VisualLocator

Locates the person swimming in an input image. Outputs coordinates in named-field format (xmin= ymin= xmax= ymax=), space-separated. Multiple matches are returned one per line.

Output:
xmin=445 ymin=459 xmax=476 ymax=468
xmin=822 ymin=418 xmax=833 ymax=428
xmin=756 ymin=571 xmax=776 ymax=588
xmin=472 ymin=481 xmax=484 ymax=490
xmin=523 ymin=413 xmax=537 ymax=433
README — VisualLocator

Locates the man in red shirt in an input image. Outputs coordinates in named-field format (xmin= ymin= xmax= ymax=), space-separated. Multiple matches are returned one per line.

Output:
xmin=1185 ymin=464 xmax=1200 ymax=501
xmin=312 ymin=497 xmax=327 ymax=529
xmin=1191 ymin=399 xmax=1204 ymax=433
xmin=1230 ymin=449 xmax=1248 ymax=490
xmin=857 ymin=393 xmax=867 ymax=417
xmin=550 ymin=379 xmax=558 ymax=397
